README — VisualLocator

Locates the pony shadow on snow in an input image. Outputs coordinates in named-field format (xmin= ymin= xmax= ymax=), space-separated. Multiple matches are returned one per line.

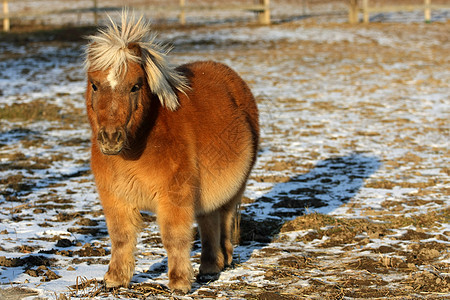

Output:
xmin=226 ymin=153 xmax=382 ymax=272
xmin=238 ymin=153 xmax=381 ymax=247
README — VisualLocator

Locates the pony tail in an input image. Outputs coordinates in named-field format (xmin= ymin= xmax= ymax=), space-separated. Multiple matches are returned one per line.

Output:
xmin=141 ymin=46 xmax=189 ymax=111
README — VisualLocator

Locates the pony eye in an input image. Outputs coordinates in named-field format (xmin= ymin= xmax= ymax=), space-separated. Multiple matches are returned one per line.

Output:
xmin=130 ymin=84 xmax=140 ymax=93
xmin=91 ymin=83 xmax=98 ymax=92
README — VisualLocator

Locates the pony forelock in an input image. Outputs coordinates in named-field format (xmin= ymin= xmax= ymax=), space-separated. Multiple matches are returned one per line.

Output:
xmin=85 ymin=11 xmax=189 ymax=110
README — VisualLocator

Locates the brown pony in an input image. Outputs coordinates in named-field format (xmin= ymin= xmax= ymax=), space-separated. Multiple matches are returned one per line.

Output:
xmin=84 ymin=12 xmax=259 ymax=293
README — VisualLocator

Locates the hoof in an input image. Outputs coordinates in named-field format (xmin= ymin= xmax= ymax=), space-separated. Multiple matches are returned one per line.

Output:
xmin=196 ymin=272 xmax=220 ymax=283
xmin=224 ymin=260 xmax=235 ymax=270
xmin=199 ymin=261 xmax=223 ymax=276
xmin=168 ymin=278 xmax=191 ymax=294
xmin=104 ymin=272 xmax=130 ymax=289
xmin=172 ymin=288 xmax=189 ymax=296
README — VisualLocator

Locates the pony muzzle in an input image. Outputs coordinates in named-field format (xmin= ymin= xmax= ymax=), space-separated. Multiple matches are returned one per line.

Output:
xmin=97 ymin=127 xmax=126 ymax=155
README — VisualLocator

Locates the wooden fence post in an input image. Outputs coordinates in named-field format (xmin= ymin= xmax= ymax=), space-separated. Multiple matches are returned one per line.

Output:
xmin=179 ymin=0 xmax=186 ymax=25
xmin=93 ymin=0 xmax=98 ymax=25
xmin=2 ymin=0 xmax=9 ymax=32
xmin=302 ymin=0 xmax=307 ymax=16
xmin=363 ymin=0 xmax=369 ymax=23
xmin=349 ymin=0 xmax=359 ymax=24
xmin=258 ymin=0 xmax=270 ymax=25
xmin=424 ymin=0 xmax=431 ymax=22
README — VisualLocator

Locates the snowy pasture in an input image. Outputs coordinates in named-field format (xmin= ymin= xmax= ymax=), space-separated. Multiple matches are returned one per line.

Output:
xmin=0 ymin=15 xmax=449 ymax=299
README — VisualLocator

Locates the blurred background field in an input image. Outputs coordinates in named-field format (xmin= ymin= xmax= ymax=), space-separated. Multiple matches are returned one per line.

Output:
xmin=1 ymin=0 xmax=450 ymax=32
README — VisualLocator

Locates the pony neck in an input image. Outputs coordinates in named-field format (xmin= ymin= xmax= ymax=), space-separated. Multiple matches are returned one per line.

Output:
xmin=120 ymin=93 xmax=162 ymax=161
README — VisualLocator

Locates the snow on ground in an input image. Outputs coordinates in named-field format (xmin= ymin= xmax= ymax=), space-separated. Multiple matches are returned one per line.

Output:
xmin=0 ymin=11 xmax=449 ymax=299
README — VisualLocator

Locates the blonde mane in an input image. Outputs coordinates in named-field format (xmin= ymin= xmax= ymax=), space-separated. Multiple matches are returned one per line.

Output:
xmin=85 ymin=11 xmax=188 ymax=111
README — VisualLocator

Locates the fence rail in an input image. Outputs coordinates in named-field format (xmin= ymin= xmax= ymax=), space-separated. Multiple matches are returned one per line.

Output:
xmin=2 ymin=1 xmax=450 ymax=31
xmin=0 ymin=0 xmax=270 ymax=31
xmin=349 ymin=0 xmax=450 ymax=23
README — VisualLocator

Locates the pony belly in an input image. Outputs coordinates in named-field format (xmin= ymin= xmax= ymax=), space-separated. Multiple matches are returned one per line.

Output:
xmin=197 ymin=144 xmax=253 ymax=214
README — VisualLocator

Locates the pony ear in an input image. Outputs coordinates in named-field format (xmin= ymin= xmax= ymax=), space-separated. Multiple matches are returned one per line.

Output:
xmin=141 ymin=48 xmax=188 ymax=111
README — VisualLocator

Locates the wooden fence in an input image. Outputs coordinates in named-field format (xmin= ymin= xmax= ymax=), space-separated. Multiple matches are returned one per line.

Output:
xmin=349 ymin=0 xmax=450 ymax=23
xmin=1 ymin=0 xmax=270 ymax=32
xmin=2 ymin=1 xmax=450 ymax=31
xmin=179 ymin=0 xmax=270 ymax=25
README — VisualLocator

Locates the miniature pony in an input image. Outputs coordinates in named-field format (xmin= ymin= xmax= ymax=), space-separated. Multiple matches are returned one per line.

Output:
xmin=84 ymin=12 xmax=259 ymax=293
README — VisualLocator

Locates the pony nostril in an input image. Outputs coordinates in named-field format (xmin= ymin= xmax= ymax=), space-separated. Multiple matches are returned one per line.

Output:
xmin=98 ymin=129 xmax=106 ymax=142
xmin=116 ymin=131 xmax=122 ymax=143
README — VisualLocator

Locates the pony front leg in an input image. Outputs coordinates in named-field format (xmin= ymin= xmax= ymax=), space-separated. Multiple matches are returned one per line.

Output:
xmin=157 ymin=195 xmax=194 ymax=293
xmin=101 ymin=195 xmax=142 ymax=288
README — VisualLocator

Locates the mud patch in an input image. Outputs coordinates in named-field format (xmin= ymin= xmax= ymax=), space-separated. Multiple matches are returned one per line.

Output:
xmin=239 ymin=214 xmax=283 ymax=244
xmin=0 ymin=255 xmax=55 ymax=268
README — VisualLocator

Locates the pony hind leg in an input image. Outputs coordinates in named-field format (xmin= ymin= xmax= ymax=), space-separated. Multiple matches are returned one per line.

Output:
xmin=220 ymin=184 xmax=245 ymax=268
xmin=197 ymin=209 xmax=224 ymax=279
xmin=197 ymin=184 xmax=245 ymax=282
